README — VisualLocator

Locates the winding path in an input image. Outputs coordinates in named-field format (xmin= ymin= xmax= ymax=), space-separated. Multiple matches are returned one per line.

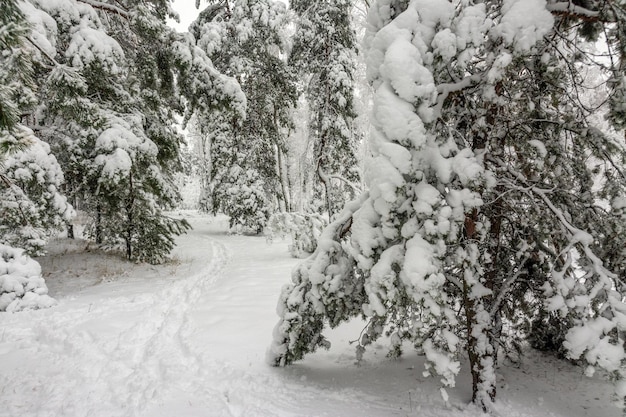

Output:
xmin=0 ymin=218 xmax=232 ymax=417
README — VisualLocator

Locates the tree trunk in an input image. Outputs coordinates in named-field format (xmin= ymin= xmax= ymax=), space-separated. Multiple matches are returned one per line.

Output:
xmin=461 ymin=81 xmax=503 ymax=410
xmin=95 ymin=203 xmax=102 ymax=245
xmin=317 ymin=162 xmax=332 ymax=222
xmin=463 ymin=281 xmax=496 ymax=410
xmin=463 ymin=210 xmax=497 ymax=410
xmin=125 ymin=171 xmax=134 ymax=261
xmin=66 ymin=185 xmax=76 ymax=239
xmin=484 ymin=186 xmax=504 ymax=366
xmin=276 ymin=144 xmax=291 ymax=212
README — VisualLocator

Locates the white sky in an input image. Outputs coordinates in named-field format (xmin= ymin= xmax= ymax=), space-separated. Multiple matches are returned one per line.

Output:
xmin=169 ymin=0 xmax=289 ymax=32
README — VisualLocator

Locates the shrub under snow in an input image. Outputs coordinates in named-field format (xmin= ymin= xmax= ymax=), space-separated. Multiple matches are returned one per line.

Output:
xmin=265 ymin=212 xmax=328 ymax=258
xmin=0 ymin=244 xmax=56 ymax=312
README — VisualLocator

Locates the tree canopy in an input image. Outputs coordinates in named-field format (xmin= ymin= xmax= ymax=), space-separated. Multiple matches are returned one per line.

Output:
xmin=269 ymin=0 xmax=626 ymax=411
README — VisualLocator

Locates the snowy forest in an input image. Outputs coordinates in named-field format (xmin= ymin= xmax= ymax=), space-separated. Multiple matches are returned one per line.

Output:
xmin=1 ymin=0 xmax=626 ymax=416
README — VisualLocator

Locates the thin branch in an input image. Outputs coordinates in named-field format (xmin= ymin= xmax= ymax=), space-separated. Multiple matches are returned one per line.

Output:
xmin=25 ymin=37 xmax=57 ymax=67
xmin=445 ymin=274 xmax=463 ymax=290
xmin=547 ymin=2 xmax=601 ymax=21
xmin=327 ymin=174 xmax=362 ymax=194
xmin=434 ymin=74 xmax=482 ymax=119
xmin=77 ymin=0 xmax=129 ymax=18
xmin=489 ymin=255 xmax=530 ymax=318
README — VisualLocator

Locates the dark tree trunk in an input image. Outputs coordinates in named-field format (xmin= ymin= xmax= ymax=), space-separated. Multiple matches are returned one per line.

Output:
xmin=95 ymin=204 xmax=102 ymax=245
xmin=125 ymin=171 xmax=134 ymax=261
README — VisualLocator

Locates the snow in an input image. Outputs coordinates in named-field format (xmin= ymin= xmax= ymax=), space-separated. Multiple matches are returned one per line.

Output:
xmin=492 ymin=0 xmax=554 ymax=52
xmin=453 ymin=4 xmax=489 ymax=52
xmin=92 ymin=118 xmax=160 ymax=181
xmin=1 ymin=128 xmax=74 ymax=254
xmin=381 ymin=37 xmax=435 ymax=103
xmin=0 ymin=244 xmax=56 ymax=312
xmin=19 ymin=1 xmax=59 ymax=58
xmin=371 ymin=83 xmax=427 ymax=149
xmin=528 ymin=139 xmax=548 ymax=158
xmin=66 ymin=26 xmax=125 ymax=73
xmin=0 ymin=212 xmax=619 ymax=416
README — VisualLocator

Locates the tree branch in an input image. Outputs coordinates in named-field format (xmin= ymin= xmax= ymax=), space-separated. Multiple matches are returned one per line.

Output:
xmin=489 ymin=255 xmax=530 ymax=318
xmin=77 ymin=0 xmax=129 ymax=18
xmin=25 ymin=37 xmax=57 ymax=67
xmin=434 ymin=74 xmax=482 ymax=120
xmin=547 ymin=2 xmax=601 ymax=21
xmin=327 ymin=173 xmax=362 ymax=194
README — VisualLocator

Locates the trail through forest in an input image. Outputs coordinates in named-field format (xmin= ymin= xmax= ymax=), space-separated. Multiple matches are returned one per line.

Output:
xmin=0 ymin=214 xmax=618 ymax=417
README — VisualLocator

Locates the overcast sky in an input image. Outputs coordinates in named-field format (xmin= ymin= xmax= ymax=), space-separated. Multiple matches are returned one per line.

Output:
xmin=169 ymin=0 xmax=289 ymax=32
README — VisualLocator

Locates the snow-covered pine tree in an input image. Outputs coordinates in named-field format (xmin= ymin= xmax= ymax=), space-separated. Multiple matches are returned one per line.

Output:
xmin=289 ymin=0 xmax=361 ymax=219
xmin=0 ymin=0 xmax=68 ymax=312
xmin=22 ymin=0 xmax=243 ymax=263
xmin=270 ymin=0 xmax=626 ymax=411
xmin=190 ymin=0 xmax=296 ymax=233
xmin=1 ymin=0 xmax=73 ymax=255
xmin=0 ymin=0 xmax=33 ymax=135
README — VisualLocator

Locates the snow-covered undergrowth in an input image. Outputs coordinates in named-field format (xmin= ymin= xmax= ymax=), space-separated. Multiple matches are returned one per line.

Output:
xmin=0 ymin=244 xmax=56 ymax=312
xmin=265 ymin=211 xmax=328 ymax=257
xmin=0 ymin=213 xmax=617 ymax=416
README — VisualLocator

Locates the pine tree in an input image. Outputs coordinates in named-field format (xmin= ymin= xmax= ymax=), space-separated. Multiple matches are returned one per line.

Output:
xmin=190 ymin=0 xmax=296 ymax=233
xmin=0 ymin=0 xmax=33 ymax=135
xmin=270 ymin=0 xmax=626 ymax=411
xmin=0 ymin=0 xmax=67 ymax=312
xmin=289 ymin=0 xmax=361 ymax=219
xmin=22 ymin=0 xmax=243 ymax=262
xmin=1 ymin=0 xmax=73 ymax=255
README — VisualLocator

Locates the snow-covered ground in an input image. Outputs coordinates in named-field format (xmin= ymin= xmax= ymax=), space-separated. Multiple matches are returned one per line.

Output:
xmin=0 ymin=212 xmax=618 ymax=417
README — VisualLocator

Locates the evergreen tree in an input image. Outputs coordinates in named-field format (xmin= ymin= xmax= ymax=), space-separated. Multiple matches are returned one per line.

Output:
xmin=1 ymin=0 xmax=73 ymax=255
xmin=289 ymin=0 xmax=361 ymax=219
xmin=0 ymin=0 xmax=33 ymax=135
xmin=22 ymin=0 xmax=243 ymax=262
xmin=270 ymin=0 xmax=626 ymax=411
xmin=190 ymin=0 xmax=296 ymax=233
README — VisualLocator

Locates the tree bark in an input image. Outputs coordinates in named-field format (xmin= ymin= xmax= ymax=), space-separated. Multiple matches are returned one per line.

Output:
xmin=276 ymin=144 xmax=291 ymax=212
xmin=95 ymin=203 xmax=102 ymax=245
xmin=125 ymin=171 xmax=134 ymax=261
xmin=463 ymin=210 xmax=497 ymax=411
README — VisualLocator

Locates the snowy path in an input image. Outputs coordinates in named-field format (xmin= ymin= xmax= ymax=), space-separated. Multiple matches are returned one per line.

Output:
xmin=144 ymin=217 xmax=405 ymax=417
xmin=0 ymin=218 xmax=229 ymax=417
xmin=0 ymin=214 xmax=619 ymax=417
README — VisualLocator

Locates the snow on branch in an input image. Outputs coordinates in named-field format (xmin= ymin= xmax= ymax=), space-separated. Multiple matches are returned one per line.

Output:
xmin=546 ymin=2 xmax=600 ymax=20
xmin=25 ymin=37 xmax=58 ymax=67
xmin=531 ymin=186 xmax=618 ymax=292
xmin=77 ymin=0 xmax=129 ymax=19
xmin=434 ymin=74 xmax=482 ymax=119
xmin=268 ymin=193 xmax=368 ymax=367
xmin=531 ymin=186 xmax=593 ymax=245
xmin=489 ymin=254 xmax=530 ymax=319
xmin=327 ymin=174 xmax=363 ymax=195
